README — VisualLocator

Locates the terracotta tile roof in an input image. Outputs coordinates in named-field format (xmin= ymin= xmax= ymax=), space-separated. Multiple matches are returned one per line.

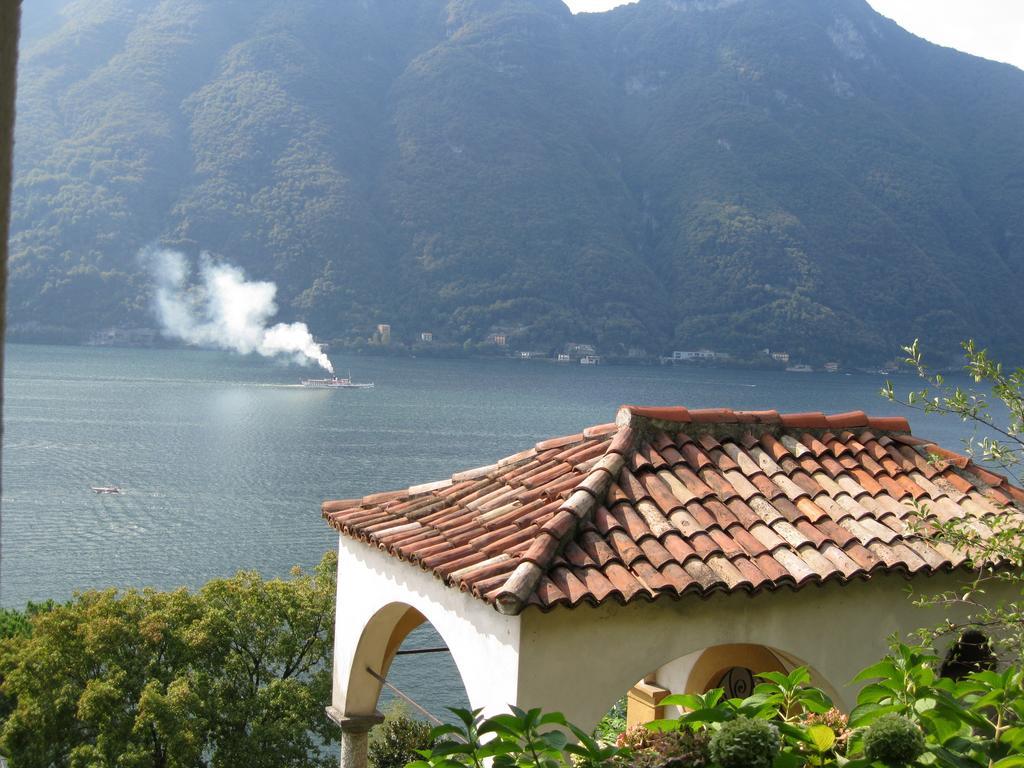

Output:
xmin=322 ymin=406 xmax=1024 ymax=615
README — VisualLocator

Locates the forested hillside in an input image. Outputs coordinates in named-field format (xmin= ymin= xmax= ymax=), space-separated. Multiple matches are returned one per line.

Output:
xmin=10 ymin=0 xmax=1024 ymax=362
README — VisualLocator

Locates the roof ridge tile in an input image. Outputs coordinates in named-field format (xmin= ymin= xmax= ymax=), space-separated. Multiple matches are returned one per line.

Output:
xmin=492 ymin=426 xmax=635 ymax=614
xmin=780 ymin=412 xmax=829 ymax=429
xmin=583 ymin=422 xmax=618 ymax=438
xmin=827 ymin=411 xmax=869 ymax=429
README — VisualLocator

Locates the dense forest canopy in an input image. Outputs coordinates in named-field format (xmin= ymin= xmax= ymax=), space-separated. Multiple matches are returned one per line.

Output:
xmin=10 ymin=0 xmax=1024 ymax=363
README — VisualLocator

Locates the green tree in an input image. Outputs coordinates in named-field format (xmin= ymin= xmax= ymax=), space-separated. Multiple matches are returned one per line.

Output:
xmin=883 ymin=340 xmax=1024 ymax=663
xmin=0 ymin=551 xmax=337 ymax=768
xmin=195 ymin=558 xmax=337 ymax=768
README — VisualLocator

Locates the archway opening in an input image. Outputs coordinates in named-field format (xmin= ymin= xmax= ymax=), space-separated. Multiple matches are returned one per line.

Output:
xmin=344 ymin=602 xmax=470 ymax=725
xmin=382 ymin=616 xmax=470 ymax=722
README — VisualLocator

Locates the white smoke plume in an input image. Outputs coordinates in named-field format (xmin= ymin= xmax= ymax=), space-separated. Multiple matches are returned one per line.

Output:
xmin=149 ymin=249 xmax=335 ymax=374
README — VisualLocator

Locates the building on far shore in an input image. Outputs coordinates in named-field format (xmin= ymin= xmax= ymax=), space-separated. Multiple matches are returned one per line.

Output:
xmin=669 ymin=349 xmax=728 ymax=362
xmin=565 ymin=343 xmax=597 ymax=359
xmin=420 ymin=331 xmax=433 ymax=343
xmin=376 ymin=324 xmax=391 ymax=345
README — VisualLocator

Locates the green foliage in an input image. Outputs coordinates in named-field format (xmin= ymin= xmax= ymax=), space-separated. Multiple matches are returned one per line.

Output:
xmin=0 ymin=601 xmax=57 ymax=727
xmin=863 ymin=715 xmax=925 ymax=766
xmin=0 ymin=551 xmax=338 ymax=768
xmin=708 ymin=717 xmax=780 ymax=768
xmin=593 ymin=697 xmax=626 ymax=746
xmin=849 ymin=643 xmax=1024 ymax=768
xmin=0 ymin=600 xmax=56 ymax=641
xmin=409 ymin=706 xmax=626 ymax=768
xmin=0 ymin=609 xmax=30 ymax=641
xmin=884 ymin=339 xmax=1023 ymax=484
xmin=369 ymin=706 xmax=436 ymax=768
xmin=406 ymin=654 xmax=1024 ymax=768
xmin=11 ymin=0 xmax=1024 ymax=361
xmin=622 ymin=729 xmax=709 ymax=768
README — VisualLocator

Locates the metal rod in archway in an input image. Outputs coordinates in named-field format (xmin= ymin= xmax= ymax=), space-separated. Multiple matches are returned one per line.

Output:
xmin=365 ymin=666 xmax=444 ymax=725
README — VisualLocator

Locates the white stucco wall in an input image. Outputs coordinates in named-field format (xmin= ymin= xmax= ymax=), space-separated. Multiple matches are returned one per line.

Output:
xmin=652 ymin=650 xmax=702 ymax=703
xmin=333 ymin=539 xmax=1007 ymax=733
xmin=515 ymin=572 xmax=985 ymax=729
xmin=332 ymin=536 xmax=522 ymax=718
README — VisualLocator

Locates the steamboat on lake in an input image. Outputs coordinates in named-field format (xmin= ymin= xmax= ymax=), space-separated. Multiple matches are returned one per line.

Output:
xmin=300 ymin=373 xmax=374 ymax=389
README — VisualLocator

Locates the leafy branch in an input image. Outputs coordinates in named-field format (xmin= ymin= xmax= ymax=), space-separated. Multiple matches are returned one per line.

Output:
xmin=882 ymin=339 xmax=1023 ymax=486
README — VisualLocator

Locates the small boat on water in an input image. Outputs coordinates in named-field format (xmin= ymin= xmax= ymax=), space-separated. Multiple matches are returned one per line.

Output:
xmin=91 ymin=486 xmax=122 ymax=494
xmin=785 ymin=364 xmax=813 ymax=373
xmin=300 ymin=374 xmax=374 ymax=389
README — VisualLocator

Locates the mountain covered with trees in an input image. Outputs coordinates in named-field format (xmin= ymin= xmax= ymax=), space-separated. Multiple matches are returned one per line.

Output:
xmin=10 ymin=0 xmax=1024 ymax=362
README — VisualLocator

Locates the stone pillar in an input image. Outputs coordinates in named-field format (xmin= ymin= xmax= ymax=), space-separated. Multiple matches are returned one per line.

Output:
xmin=327 ymin=707 xmax=384 ymax=768
xmin=625 ymin=680 xmax=670 ymax=729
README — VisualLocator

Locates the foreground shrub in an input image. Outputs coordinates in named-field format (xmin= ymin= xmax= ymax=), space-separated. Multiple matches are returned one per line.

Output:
xmin=849 ymin=644 xmax=1024 ymax=767
xmin=863 ymin=714 xmax=925 ymax=766
xmin=409 ymin=650 xmax=1024 ymax=768
xmin=409 ymin=706 xmax=626 ymax=768
xmin=623 ymin=729 xmax=709 ymax=768
xmin=614 ymin=724 xmax=652 ymax=750
xmin=708 ymin=718 xmax=779 ymax=768
xmin=801 ymin=707 xmax=850 ymax=756
xmin=369 ymin=706 xmax=435 ymax=768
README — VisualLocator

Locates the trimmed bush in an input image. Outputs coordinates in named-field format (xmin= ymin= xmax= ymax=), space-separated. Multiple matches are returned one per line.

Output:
xmin=708 ymin=718 xmax=780 ymax=768
xmin=369 ymin=709 xmax=434 ymax=768
xmin=864 ymin=714 xmax=925 ymax=766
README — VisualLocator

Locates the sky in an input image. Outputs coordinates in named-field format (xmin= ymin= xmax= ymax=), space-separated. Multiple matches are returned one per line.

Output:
xmin=563 ymin=0 xmax=1024 ymax=71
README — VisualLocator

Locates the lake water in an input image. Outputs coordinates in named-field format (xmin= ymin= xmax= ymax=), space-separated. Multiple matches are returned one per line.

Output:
xmin=0 ymin=343 xmax=991 ymax=717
